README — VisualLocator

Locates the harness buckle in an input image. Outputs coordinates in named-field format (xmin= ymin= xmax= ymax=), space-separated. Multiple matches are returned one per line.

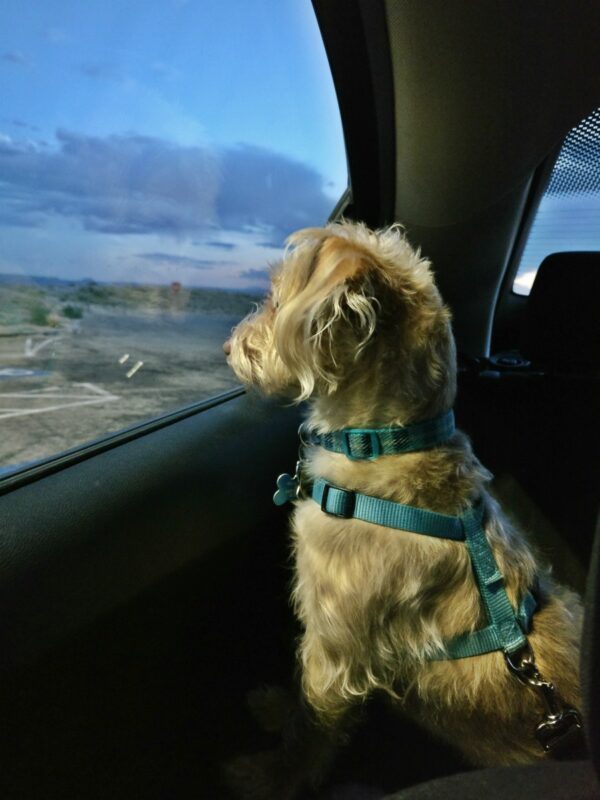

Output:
xmin=320 ymin=484 xmax=356 ymax=518
xmin=342 ymin=431 xmax=381 ymax=460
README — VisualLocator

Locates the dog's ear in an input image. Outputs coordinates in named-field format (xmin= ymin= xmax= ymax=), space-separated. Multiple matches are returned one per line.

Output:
xmin=273 ymin=229 xmax=379 ymax=401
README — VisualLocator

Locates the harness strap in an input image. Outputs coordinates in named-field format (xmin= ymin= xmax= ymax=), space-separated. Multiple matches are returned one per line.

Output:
xmin=460 ymin=505 xmax=529 ymax=656
xmin=307 ymin=410 xmax=455 ymax=460
xmin=312 ymin=478 xmax=536 ymax=660
xmin=438 ymin=590 xmax=537 ymax=660
xmin=313 ymin=478 xmax=466 ymax=541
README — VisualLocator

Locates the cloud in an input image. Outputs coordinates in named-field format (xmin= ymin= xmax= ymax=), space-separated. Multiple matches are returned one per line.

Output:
xmin=137 ymin=252 xmax=216 ymax=269
xmin=77 ymin=63 xmax=124 ymax=82
xmin=0 ymin=208 xmax=41 ymax=228
xmin=0 ymin=133 xmax=40 ymax=154
xmin=2 ymin=51 xmax=30 ymax=66
xmin=1 ymin=118 xmax=40 ymax=133
xmin=239 ymin=268 xmax=270 ymax=282
xmin=258 ymin=240 xmax=285 ymax=250
xmin=0 ymin=130 xmax=219 ymax=234
xmin=0 ymin=130 xmax=335 ymax=242
xmin=204 ymin=240 xmax=236 ymax=250
xmin=217 ymin=144 xmax=332 ymax=245
xmin=12 ymin=119 xmax=37 ymax=131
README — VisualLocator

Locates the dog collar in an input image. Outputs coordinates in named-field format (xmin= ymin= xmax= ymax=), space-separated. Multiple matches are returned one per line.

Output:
xmin=304 ymin=410 xmax=455 ymax=460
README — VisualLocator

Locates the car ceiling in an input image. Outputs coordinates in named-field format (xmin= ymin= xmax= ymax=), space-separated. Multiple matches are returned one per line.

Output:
xmin=313 ymin=0 xmax=600 ymax=356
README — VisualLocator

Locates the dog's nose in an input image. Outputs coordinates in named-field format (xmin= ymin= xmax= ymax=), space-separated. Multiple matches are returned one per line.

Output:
xmin=223 ymin=339 xmax=231 ymax=355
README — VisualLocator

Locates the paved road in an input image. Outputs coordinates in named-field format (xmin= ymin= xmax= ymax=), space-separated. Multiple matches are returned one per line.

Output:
xmin=0 ymin=308 xmax=242 ymax=472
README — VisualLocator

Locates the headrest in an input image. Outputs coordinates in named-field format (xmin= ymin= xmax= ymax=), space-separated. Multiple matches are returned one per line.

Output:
xmin=521 ymin=252 xmax=600 ymax=371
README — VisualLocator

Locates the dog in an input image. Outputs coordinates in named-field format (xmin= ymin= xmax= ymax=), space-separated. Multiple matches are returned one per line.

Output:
xmin=224 ymin=221 xmax=583 ymax=796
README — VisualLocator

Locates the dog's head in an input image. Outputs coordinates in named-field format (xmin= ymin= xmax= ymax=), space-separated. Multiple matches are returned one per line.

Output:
xmin=226 ymin=222 xmax=456 ymax=419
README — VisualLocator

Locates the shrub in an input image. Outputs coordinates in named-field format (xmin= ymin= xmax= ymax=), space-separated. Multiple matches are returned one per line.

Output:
xmin=62 ymin=304 xmax=83 ymax=319
xmin=29 ymin=303 xmax=50 ymax=326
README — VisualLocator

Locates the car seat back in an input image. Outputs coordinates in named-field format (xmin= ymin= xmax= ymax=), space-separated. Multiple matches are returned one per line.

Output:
xmin=520 ymin=251 xmax=600 ymax=372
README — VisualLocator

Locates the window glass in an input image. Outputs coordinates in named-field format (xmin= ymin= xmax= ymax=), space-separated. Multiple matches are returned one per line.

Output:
xmin=0 ymin=0 xmax=347 ymax=476
xmin=513 ymin=106 xmax=600 ymax=295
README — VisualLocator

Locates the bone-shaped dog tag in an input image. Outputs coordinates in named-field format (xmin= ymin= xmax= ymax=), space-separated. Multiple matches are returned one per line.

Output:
xmin=273 ymin=473 xmax=299 ymax=506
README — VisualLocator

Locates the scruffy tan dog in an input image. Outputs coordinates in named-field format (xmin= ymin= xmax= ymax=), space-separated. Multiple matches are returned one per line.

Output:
xmin=225 ymin=221 xmax=583 ymax=795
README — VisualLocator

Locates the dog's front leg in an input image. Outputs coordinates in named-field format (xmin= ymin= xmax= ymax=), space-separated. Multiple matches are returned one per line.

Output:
xmin=278 ymin=694 xmax=349 ymax=797
xmin=224 ymin=694 xmax=349 ymax=800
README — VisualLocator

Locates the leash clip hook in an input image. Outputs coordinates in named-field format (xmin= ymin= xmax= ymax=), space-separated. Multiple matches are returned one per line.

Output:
xmin=505 ymin=646 xmax=583 ymax=753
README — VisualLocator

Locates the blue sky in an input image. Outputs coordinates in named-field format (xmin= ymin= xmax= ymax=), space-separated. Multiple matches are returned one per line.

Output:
xmin=513 ymin=107 xmax=600 ymax=294
xmin=0 ymin=0 xmax=347 ymax=291
xmin=514 ymin=193 xmax=600 ymax=293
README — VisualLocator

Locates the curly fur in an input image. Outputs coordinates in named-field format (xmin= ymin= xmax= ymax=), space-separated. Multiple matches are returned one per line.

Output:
xmin=226 ymin=221 xmax=583 ymax=770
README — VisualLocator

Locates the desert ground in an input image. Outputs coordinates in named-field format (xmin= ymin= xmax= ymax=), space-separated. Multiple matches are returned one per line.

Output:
xmin=0 ymin=282 xmax=257 ymax=474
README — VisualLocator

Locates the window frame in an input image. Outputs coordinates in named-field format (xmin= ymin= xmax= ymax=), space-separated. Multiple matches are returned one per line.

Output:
xmin=505 ymin=146 xmax=563 ymax=300
xmin=0 ymin=386 xmax=246 ymax=496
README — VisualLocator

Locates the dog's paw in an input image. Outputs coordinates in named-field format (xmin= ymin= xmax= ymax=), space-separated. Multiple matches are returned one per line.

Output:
xmin=247 ymin=685 xmax=296 ymax=734
xmin=222 ymin=749 xmax=300 ymax=800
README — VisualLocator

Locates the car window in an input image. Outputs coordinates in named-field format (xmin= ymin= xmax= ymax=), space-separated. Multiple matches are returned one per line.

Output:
xmin=513 ymin=106 xmax=600 ymax=295
xmin=0 ymin=0 xmax=347 ymax=477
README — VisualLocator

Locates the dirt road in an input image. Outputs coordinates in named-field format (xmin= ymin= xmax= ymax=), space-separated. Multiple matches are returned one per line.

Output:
xmin=0 ymin=307 xmax=242 ymax=472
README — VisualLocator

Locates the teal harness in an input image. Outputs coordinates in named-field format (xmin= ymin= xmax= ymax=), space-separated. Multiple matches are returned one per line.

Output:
xmin=275 ymin=410 xmax=538 ymax=661
xmin=273 ymin=410 xmax=584 ymax=751
xmin=312 ymin=477 xmax=537 ymax=660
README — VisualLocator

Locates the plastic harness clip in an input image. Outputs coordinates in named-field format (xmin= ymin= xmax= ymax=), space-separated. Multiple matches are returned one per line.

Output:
xmin=320 ymin=484 xmax=356 ymax=518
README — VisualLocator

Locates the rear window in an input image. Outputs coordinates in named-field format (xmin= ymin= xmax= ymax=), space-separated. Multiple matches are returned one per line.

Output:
xmin=513 ymin=106 xmax=600 ymax=295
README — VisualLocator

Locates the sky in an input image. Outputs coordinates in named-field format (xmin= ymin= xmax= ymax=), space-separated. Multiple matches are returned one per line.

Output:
xmin=0 ymin=0 xmax=347 ymax=292
xmin=514 ymin=193 xmax=600 ymax=294
xmin=513 ymin=107 xmax=600 ymax=295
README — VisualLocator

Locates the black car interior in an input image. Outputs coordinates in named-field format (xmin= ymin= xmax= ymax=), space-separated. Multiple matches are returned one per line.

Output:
xmin=1 ymin=1 xmax=599 ymax=798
